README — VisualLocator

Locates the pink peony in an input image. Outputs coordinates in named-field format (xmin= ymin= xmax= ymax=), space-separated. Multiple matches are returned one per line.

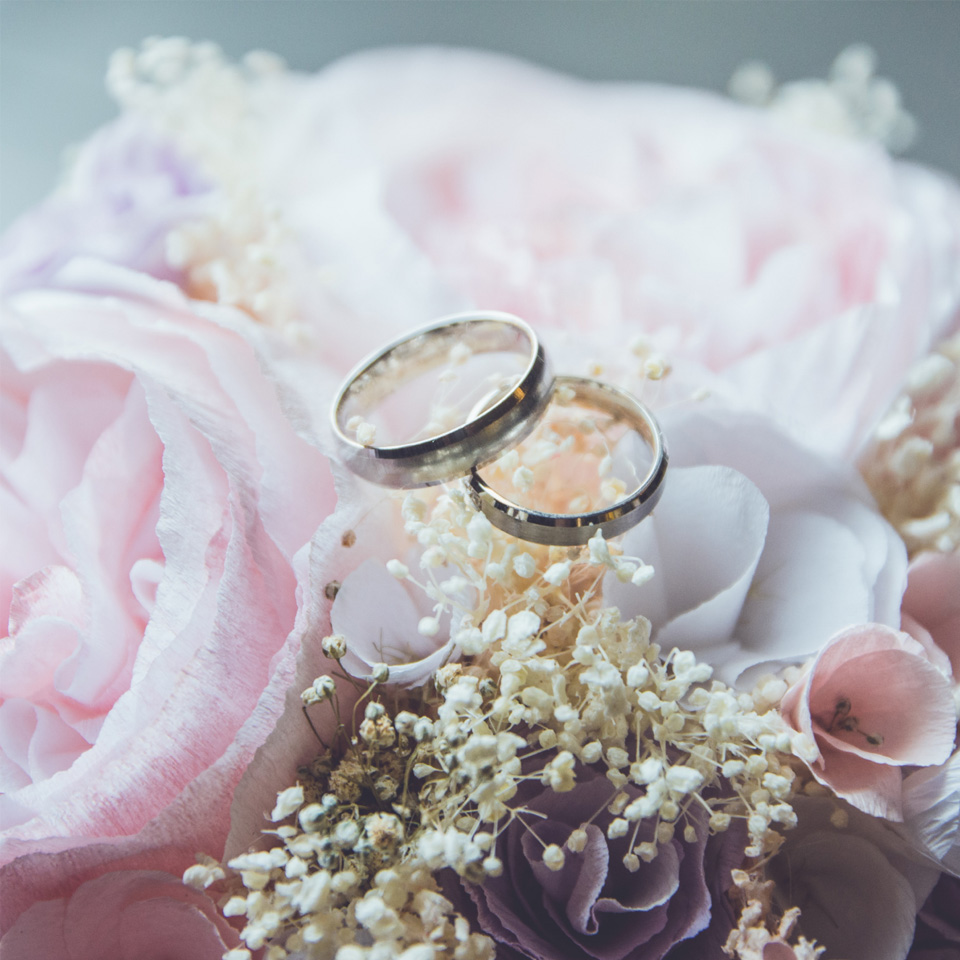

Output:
xmin=0 ymin=259 xmax=341 ymax=931
xmin=242 ymin=48 xmax=960 ymax=457
xmin=0 ymin=870 xmax=238 ymax=959
xmin=780 ymin=624 xmax=957 ymax=820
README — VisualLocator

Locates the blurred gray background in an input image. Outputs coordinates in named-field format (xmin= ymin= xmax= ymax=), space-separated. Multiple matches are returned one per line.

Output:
xmin=2 ymin=1 xmax=959 ymax=230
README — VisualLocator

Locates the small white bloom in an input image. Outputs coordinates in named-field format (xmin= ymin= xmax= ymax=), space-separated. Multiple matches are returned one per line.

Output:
xmin=482 ymin=609 xmax=508 ymax=645
xmin=606 ymin=746 xmax=630 ymax=769
xmin=385 ymin=559 xmax=409 ymax=579
xmin=588 ymin=530 xmax=613 ymax=566
xmin=566 ymin=828 xmax=588 ymax=853
xmin=270 ymin=784 xmax=305 ymax=822
xmin=513 ymin=465 xmax=535 ymax=492
xmin=607 ymin=818 xmax=629 ymax=839
xmin=512 ymin=553 xmax=537 ymax=578
xmin=505 ymin=610 xmax=540 ymax=646
xmin=543 ymin=561 xmax=572 ymax=586
xmin=542 ymin=844 xmax=565 ymax=871
xmin=321 ymin=633 xmax=348 ymax=659
xmin=665 ymin=765 xmax=704 ymax=795
xmin=183 ymin=862 xmax=224 ymax=890
xmin=709 ymin=812 xmax=732 ymax=832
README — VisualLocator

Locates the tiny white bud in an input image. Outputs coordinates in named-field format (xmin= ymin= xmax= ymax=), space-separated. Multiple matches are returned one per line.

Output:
xmin=542 ymin=844 xmax=565 ymax=871
xmin=566 ymin=828 xmax=588 ymax=853
xmin=321 ymin=633 xmax=347 ymax=659
xmin=513 ymin=466 xmax=535 ymax=492
xmin=512 ymin=553 xmax=537 ymax=578
xmin=386 ymin=559 xmax=409 ymax=579
xmin=270 ymin=784 xmax=305 ymax=822
xmin=372 ymin=663 xmax=390 ymax=683
xmin=543 ymin=561 xmax=572 ymax=586
xmin=607 ymin=818 xmax=629 ymax=839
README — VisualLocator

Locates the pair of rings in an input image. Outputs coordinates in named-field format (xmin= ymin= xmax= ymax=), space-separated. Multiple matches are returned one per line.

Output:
xmin=330 ymin=312 xmax=667 ymax=546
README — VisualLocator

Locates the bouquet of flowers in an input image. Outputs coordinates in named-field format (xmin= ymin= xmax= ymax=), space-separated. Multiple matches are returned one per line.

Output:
xmin=1 ymin=38 xmax=958 ymax=960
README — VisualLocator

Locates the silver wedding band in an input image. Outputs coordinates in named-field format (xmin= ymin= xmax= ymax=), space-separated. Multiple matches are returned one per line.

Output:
xmin=332 ymin=315 xmax=667 ymax=544
xmin=331 ymin=312 xmax=552 ymax=488
xmin=469 ymin=377 xmax=667 ymax=546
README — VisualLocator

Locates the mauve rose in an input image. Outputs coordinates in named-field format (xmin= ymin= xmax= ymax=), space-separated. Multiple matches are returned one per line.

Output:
xmin=0 ymin=259 xmax=341 ymax=931
xmin=450 ymin=767 xmax=713 ymax=960
xmin=0 ymin=870 xmax=238 ymax=959
xmin=0 ymin=118 xmax=211 ymax=296
xmin=241 ymin=48 xmax=960 ymax=457
xmin=909 ymin=873 xmax=960 ymax=959
xmin=766 ymin=796 xmax=941 ymax=960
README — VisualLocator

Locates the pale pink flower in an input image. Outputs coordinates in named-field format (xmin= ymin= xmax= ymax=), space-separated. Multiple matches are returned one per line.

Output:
xmin=0 ymin=870 xmax=237 ymax=959
xmin=244 ymin=48 xmax=960 ymax=457
xmin=780 ymin=624 xmax=957 ymax=820
xmin=0 ymin=259 xmax=341 ymax=930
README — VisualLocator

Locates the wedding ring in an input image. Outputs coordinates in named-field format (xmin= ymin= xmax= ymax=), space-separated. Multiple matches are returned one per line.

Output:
xmin=468 ymin=376 xmax=667 ymax=546
xmin=331 ymin=312 xmax=552 ymax=488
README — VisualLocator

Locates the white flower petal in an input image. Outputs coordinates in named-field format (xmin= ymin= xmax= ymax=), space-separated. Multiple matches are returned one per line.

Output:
xmin=604 ymin=464 xmax=768 ymax=654
xmin=332 ymin=558 xmax=459 ymax=686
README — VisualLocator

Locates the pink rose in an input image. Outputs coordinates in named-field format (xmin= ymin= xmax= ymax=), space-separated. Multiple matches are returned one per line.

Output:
xmin=780 ymin=624 xmax=957 ymax=820
xmin=0 ymin=259 xmax=340 ymax=930
xmin=0 ymin=870 xmax=238 ymax=960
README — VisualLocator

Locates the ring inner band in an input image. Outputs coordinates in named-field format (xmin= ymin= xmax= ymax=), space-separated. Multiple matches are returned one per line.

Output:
xmin=468 ymin=376 xmax=668 ymax=546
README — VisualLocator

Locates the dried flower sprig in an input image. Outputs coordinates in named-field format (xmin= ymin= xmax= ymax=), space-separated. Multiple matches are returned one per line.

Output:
xmin=861 ymin=332 xmax=960 ymax=555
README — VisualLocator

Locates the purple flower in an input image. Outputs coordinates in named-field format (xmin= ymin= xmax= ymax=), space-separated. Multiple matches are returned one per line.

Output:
xmin=451 ymin=767 xmax=720 ymax=960
xmin=909 ymin=873 xmax=960 ymax=959
xmin=0 ymin=117 xmax=211 ymax=295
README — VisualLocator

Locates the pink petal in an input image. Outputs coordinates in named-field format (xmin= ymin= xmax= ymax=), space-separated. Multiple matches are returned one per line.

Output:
xmin=903 ymin=552 xmax=960 ymax=680
xmin=1 ymin=870 xmax=236 ymax=960
xmin=805 ymin=625 xmax=956 ymax=767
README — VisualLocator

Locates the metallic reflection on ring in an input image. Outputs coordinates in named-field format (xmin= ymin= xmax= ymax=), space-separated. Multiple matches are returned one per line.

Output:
xmin=468 ymin=376 xmax=667 ymax=546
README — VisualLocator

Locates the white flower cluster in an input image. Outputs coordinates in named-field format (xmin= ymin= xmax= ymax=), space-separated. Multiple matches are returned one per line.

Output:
xmin=862 ymin=332 xmax=960 ymax=555
xmin=107 ymin=37 xmax=302 ymax=331
xmin=185 ymin=716 xmax=495 ymax=960
xmin=389 ymin=485 xmax=803 ymax=861
xmin=729 ymin=44 xmax=917 ymax=153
